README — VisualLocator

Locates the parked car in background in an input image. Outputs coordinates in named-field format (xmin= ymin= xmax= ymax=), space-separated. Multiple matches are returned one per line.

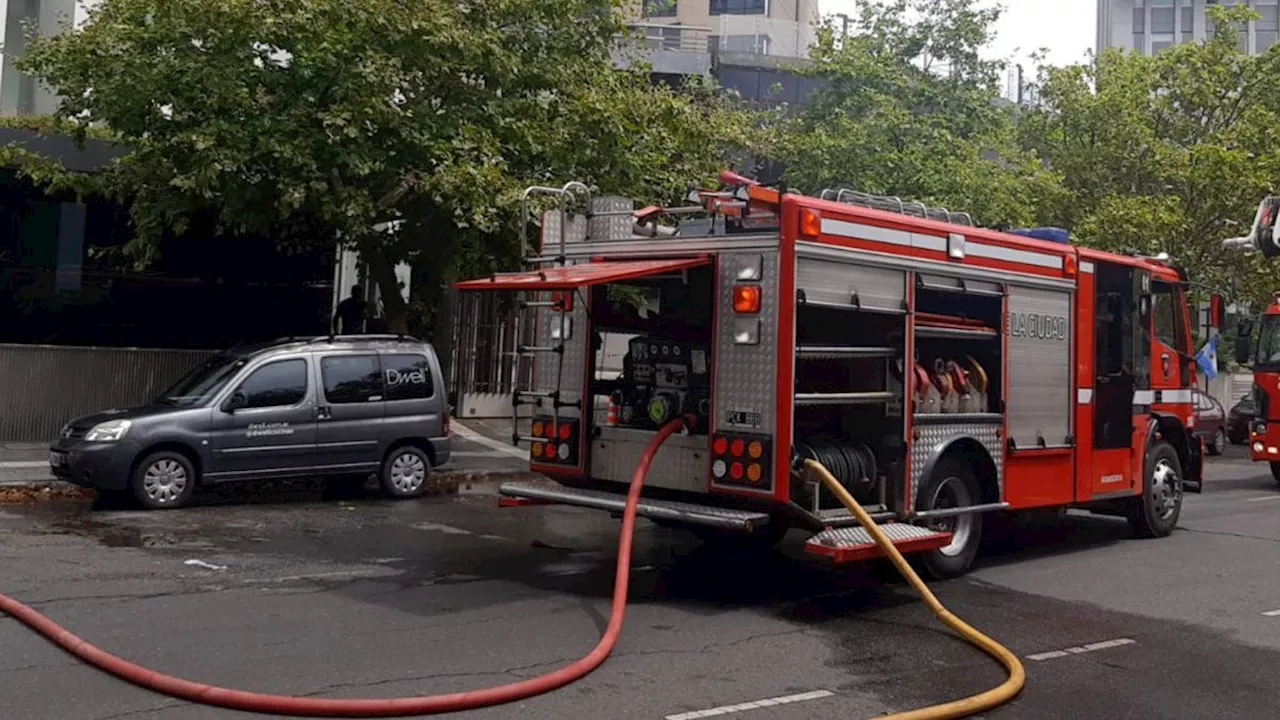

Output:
xmin=48 ymin=335 xmax=452 ymax=510
xmin=1228 ymin=394 xmax=1257 ymax=446
xmin=1192 ymin=389 xmax=1228 ymax=456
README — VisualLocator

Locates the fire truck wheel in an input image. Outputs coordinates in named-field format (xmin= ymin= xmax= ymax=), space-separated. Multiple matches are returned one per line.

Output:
xmin=916 ymin=458 xmax=983 ymax=580
xmin=1270 ymin=462 xmax=1280 ymax=486
xmin=379 ymin=446 xmax=432 ymax=499
xmin=1127 ymin=441 xmax=1183 ymax=539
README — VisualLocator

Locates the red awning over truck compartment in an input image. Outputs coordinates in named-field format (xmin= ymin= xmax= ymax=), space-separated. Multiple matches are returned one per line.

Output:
xmin=454 ymin=257 xmax=710 ymax=291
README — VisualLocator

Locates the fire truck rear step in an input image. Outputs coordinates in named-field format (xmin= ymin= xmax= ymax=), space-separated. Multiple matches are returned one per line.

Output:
xmin=498 ymin=482 xmax=772 ymax=533
xmin=805 ymin=524 xmax=952 ymax=564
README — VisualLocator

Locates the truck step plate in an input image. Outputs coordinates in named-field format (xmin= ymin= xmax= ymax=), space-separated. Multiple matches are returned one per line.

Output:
xmin=498 ymin=482 xmax=772 ymax=533
xmin=805 ymin=524 xmax=952 ymax=564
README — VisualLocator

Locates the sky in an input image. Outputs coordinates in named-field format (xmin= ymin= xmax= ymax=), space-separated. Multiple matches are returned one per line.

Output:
xmin=820 ymin=0 xmax=1097 ymax=69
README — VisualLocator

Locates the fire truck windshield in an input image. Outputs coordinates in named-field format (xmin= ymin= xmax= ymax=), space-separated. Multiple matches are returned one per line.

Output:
xmin=1257 ymin=314 xmax=1280 ymax=368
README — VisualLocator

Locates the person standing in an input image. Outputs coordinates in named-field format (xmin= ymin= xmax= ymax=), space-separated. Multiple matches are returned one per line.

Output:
xmin=333 ymin=285 xmax=368 ymax=334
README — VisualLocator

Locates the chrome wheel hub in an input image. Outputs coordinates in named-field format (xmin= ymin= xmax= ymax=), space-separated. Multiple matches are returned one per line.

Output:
xmin=1151 ymin=458 xmax=1182 ymax=521
xmin=925 ymin=476 xmax=974 ymax=557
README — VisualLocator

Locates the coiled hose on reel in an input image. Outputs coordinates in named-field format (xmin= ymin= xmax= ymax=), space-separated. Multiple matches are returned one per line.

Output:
xmin=794 ymin=435 xmax=879 ymax=504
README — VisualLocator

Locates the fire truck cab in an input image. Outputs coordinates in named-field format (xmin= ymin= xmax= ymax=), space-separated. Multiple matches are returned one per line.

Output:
xmin=1235 ymin=292 xmax=1280 ymax=483
xmin=457 ymin=172 xmax=1206 ymax=579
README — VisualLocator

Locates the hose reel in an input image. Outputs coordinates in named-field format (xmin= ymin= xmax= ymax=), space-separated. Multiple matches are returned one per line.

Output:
xmin=794 ymin=435 xmax=879 ymax=506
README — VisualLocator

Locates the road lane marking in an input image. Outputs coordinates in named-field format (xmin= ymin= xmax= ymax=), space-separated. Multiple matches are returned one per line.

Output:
xmin=1262 ymin=609 xmax=1280 ymax=617
xmin=1026 ymin=638 xmax=1136 ymax=661
xmin=0 ymin=461 xmax=48 ymax=469
xmin=451 ymin=422 xmax=527 ymax=459
xmin=449 ymin=451 xmax=514 ymax=459
xmin=664 ymin=690 xmax=835 ymax=720
xmin=1245 ymin=495 xmax=1280 ymax=503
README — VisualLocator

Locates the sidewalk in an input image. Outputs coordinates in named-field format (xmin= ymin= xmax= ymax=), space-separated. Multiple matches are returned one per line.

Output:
xmin=0 ymin=418 xmax=528 ymax=489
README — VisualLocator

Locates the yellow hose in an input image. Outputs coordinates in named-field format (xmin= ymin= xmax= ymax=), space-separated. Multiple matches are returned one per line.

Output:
xmin=804 ymin=459 xmax=1025 ymax=720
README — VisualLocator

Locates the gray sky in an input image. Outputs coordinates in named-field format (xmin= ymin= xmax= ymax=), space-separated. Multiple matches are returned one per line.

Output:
xmin=821 ymin=0 xmax=1097 ymax=68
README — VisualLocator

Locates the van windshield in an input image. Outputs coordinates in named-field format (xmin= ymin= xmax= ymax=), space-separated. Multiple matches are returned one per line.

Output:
xmin=155 ymin=355 xmax=249 ymax=407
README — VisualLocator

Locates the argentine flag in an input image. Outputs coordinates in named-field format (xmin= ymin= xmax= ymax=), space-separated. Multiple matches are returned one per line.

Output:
xmin=1196 ymin=335 xmax=1220 ymax=380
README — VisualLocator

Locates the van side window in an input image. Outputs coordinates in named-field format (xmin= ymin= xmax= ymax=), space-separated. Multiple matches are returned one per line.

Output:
xmin=383 ymin=354 xmax=434 ymax=401
xmin=238 ymin=359 xmax=308 ymax=409
xmin=321 ymin=355 xmax=384 ymax=404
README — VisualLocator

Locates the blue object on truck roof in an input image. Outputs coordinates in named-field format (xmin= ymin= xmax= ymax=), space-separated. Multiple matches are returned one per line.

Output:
xmin=1008 ymin=227 xmax=1070 ymax=244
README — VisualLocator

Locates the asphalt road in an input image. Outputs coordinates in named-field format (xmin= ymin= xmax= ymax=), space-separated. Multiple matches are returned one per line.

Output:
xmin=2 ymin=445 xmax=1280 ymax=720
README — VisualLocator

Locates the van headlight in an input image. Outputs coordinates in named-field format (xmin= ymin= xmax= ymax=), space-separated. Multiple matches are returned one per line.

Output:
xmin=86 ymin=419 xmax=132 ymax=442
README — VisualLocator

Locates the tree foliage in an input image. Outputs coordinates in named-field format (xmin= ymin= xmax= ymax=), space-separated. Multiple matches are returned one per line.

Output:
xmin=770 ymin=0 xmax=1066 ymax=229
xmin=1019 ymin=3 xmax=1280 ymax=307
xmin=17 ymin=0 xmax=749 ymax=336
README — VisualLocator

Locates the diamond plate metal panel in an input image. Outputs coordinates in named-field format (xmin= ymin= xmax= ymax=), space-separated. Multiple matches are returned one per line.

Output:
xmin=1006 ymin=286 xmax=1073 ymax=448
xmin=532 ymin=266 xmax=588 ymax=420
xmin=589 ymin=428 xmax=709 ymax=493
xmin=715 ymin=253 xmax=779 ymax=434
xmin=540 ymin=209 xmax=587 ymax=254
xmin=810 ymin=522 xmax=947 ymax=547
xmin=588 ymin=197 xmax=635 ymax=241
xmin=909 ymin=421 xmax=1004 ymax=512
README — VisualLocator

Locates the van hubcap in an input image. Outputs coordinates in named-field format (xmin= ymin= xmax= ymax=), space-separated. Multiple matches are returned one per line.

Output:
xmin=143 ymin=460 xmax=188 ymax=504
xmin=391 ymin=453 xmax=426 ymax=493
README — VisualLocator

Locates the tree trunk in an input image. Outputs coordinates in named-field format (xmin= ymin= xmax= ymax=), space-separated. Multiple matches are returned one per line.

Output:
xmin=366 ymin=253 xmax=409 ymax=334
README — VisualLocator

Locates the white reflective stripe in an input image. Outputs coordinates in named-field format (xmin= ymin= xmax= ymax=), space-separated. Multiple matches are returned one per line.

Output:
xmin=820 ymin=219 xmax=1064 ymax=270
xmin=965 ymin=240 xmax=1065 ymax=270
xmin=1080 ymin=261 xmax=1095 ymax=274
xmin=1159 ymin=389 xmax=1194 ymax=403
xmin=1077 ymin=388 xmax=1093 ymax=404
xmin=1133 ymin=390 xmax=1155 ymax=404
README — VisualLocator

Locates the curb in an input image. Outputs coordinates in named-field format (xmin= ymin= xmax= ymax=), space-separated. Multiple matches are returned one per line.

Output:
xmin=0 ymin=469 xmax=544 ymax=505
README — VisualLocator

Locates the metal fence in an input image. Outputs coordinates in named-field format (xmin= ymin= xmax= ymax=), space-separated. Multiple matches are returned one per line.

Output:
xmin=0 ymin=343 xmax=215 ymax=442
xmin=449 ymin=292 xmax=535 ymax=419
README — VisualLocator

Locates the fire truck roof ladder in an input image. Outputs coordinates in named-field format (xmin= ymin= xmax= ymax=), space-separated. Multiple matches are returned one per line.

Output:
xmin=819 ymin=185 xmax=976 ymax=227
xmin=508 ymin=182 xmax=591 ymax=446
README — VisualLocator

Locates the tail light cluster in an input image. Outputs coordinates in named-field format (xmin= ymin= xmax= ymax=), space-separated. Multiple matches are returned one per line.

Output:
xmin=530 ymin=416 xmax=579 ymax=466
xmin=709 ymin=432 xmax=773 ymax=492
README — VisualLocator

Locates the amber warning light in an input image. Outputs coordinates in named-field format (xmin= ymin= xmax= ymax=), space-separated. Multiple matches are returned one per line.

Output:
xmin=733 ymin=285 xmax=761 ymax=314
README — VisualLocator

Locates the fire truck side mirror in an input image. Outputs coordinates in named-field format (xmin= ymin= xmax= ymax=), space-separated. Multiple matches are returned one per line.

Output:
xmin=1209 ymin=293 xmax=1225 ymax=330
xmin=1236 ymin=318 xmax=1255 ymax=366
xmin=1251 ymin=197 xmax=1280 ymax=258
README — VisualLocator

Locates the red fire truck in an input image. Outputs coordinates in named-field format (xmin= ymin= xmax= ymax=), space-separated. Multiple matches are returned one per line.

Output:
xmin=1228 ymin=196 xmax=1280 ymax=484
xmin=456 ymin=171 xmax=1212 ymax=579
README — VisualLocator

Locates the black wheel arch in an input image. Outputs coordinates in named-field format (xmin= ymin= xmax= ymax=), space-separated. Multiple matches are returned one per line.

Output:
xmin=915 ymin=434 xmax=1000 ymax=510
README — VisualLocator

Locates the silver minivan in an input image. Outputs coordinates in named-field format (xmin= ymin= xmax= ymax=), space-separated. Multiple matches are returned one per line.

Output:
xmin=49 ymin=335 xmax=452 ymax=509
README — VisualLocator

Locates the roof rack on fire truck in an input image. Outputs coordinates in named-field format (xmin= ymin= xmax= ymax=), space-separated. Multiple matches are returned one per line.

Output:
xmin=816 ymin=184 xmax=975 ymax=227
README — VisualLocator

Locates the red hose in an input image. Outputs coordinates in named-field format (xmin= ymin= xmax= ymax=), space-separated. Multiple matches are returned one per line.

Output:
xmin=0 ymin=416 xmax=693 ymax=717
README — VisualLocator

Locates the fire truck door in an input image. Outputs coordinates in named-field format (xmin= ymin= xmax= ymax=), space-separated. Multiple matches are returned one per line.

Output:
xmin=1089 ymin=262 xmax=1145 ymax=496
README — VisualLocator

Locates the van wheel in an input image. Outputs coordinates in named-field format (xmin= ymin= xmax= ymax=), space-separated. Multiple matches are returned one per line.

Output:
xmin=379 ymin=446 xmax=431 ymax=499
xmin=1127 ymin=441 xmax=1183 ymax=538
xmin=131 ymin=451 xmax=197 ymax=510
xmin=915 ymin=457 xmax=983 ymax=580
xmin=1208 ymin=428 xmax=1226 ymax=456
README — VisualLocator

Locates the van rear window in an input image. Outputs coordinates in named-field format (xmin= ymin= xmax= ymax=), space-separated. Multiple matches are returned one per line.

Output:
xmin=383 ymin=354 xmax=434 ymax=400
xmin=321 ymin=355 xmax=383 ymax=404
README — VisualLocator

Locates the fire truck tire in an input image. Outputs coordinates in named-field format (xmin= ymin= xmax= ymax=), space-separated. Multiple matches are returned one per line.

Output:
xmin=1270 ymin=462 xmax=1280 ymax=486
xmin=1127 ymin=441 xmax=1183 ymax=539
xmin=916 ymin=457 xmax=983 ymax=580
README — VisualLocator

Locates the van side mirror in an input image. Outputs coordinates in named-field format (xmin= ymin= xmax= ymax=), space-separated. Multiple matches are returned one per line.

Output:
xmin=222 ymin=390 xmax=248 ymax=413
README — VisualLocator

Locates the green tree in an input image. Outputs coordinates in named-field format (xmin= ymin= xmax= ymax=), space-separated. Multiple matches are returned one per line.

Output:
xmin=1019 ymin=3 xmax=1280 ymax=307
xmin=15 ymin=0 xmax=749 ymax=350
xmin=770 ymin=0 xmax=1066 ymax=229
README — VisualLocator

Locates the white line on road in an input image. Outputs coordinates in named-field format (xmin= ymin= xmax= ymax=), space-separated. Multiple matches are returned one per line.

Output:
xmin=1026 ymin=637 xmax=1136 ymax=661
xmin=0 ymin=461 xmax=48 ymax=469
xmin=1262 ymin=609 xmax=1280 ymax=617
xmin=451 ymin=422 xmax=527 ymax=459
xmin=664 ymin=690 xmax=835 ymax=720
xmin=1245 ymin=495 xmax=1280 ymax=503
xmin=449 ymin=451 xmax=514 ymax=460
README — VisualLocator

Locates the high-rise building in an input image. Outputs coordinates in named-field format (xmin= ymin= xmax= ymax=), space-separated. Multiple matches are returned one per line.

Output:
xmin=0 ymin=0 xmax=96 ymax=116
xmin=1098 ymin=0 xmax=1280 ymax=57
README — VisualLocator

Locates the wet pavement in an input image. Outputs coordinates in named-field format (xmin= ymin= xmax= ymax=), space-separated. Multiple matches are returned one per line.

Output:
xmin=2 ymin=446 xmax=1280 ymax=719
